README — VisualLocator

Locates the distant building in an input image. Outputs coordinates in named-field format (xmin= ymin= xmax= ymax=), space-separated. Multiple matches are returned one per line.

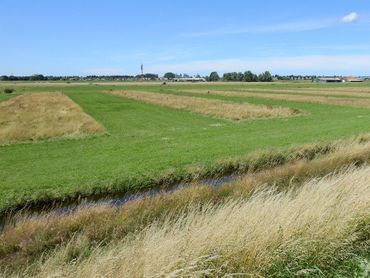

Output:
xmin=316 ymin=77 xmax=342 ymax=83
xmin=316 ymin=76 xmax=364 ymax=83
xmin=342 ymin=76 xmax=363 ymax=82
xmin=360 ymin=76 xmax=370 ymax=80
xmin=173 ymin=77 xmax=206 ymax=82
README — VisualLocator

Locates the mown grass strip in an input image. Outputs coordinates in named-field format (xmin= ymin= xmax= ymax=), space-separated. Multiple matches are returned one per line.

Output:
xmin=105 ymin=90 xmax=299 ymax=120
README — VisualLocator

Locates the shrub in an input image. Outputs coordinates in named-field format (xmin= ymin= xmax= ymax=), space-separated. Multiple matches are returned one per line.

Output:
xmin=3 ymin=88 xmax=14 ymax=94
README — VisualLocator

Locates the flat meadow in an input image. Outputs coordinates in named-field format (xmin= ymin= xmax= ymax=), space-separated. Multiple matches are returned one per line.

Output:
xmin=1 ymin=81 xmax=370 ymax=212
xmin=1 ymin=81 xmax=370 ymax=276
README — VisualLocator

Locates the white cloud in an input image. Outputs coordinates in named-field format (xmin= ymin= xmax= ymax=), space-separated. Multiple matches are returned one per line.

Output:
xmin=342 ymin=12 xmax=359 ymax=23
xmin=182 ymin=18 xmax=336 ymax=37
xmin=183 ymin=13 xmax=364 ymax=38
xmin=146 ymin=55 xmax=370 ymax=75
xmin=84 ymin=67 xmax=126 ymax=75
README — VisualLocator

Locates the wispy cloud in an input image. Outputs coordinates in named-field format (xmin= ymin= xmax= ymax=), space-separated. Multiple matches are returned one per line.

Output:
xmin=147 ymin=55 xmax=370 ymax=75
xmin=108 ymin=47 xmax=201 ymax=63
xmin=182 ymin=18 xmax=337 ymax=37
xmin=84 ymin=67 xmax=126 ymax=75
xmin=342 ymin=12 xmax=359 ymax=23
xmin=182 ymin=12 xmax=364 ymax=38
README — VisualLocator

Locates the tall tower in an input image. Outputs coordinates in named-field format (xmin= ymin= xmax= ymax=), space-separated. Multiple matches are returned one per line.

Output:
xmin=141 ymin=64 xmax=144 ymax=76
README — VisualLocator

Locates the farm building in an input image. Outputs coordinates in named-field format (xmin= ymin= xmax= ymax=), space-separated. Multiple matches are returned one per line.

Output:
xmin=342 ymin=76 xmax=363 ymax=82
xmin=316 ymin=77 xmax=342 ymax=83
xmin=173 ymin=77 xmax=206 ymax=82
xmin=316 ymin=76 xmax=363 ymax=83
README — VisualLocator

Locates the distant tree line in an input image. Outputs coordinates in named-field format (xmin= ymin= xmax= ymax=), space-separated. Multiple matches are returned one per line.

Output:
xmin=134 ymin=73 xmax=159 ymax=80
xmin=205 ymin=71 xmax=273 ymax=82
xmin=0 ymin=73 xmax=158 ymax=81
xmin=164 ymin=72 xmax=176 ymax=80
xmin=1 ymin=74 xmax=48 ymax=81
xmin=86 ymin=75 xmax=135 ymax=80
xmin=162 ymin=73 xmax=203 ymax=80
xmin=0 ymin=74 xmax=83 ymax=81
xmin=0 ymin=72 xmax=325 ymax=82
xmin=274 ymin=75 xmax=317 ymax=81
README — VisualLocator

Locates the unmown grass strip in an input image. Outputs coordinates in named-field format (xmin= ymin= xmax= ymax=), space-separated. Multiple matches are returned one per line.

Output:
xmin=236 ymin=87 xmax=370 ymax=98
xmin=0 ymin=92 xmax=105 ymax=145
xmin=181 ymin=89 xmax=370 ymax=108
xmin=105 ymin=90 xmax=299 ymax=120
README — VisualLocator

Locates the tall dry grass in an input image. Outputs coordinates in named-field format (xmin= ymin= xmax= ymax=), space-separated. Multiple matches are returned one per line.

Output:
xmin=221 ymin=139 xmax=370 ymax=197
xmin=182 ymin=89 xmax=370 ymax=108
xmin=290 ymin=86 xmax=370 ymax=93
xmin=106 ymin=90 xmax=299 ymax=120
xmin=0 ymin=92 xmax=105 ymax=144
xmin=2 ymin=136 xmax=370 ymax=272
xmin=18 ymin=165 xmax=370 ymax=277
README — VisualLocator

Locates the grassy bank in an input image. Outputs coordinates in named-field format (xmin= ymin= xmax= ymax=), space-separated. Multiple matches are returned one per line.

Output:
xmin=1 ymin=136 xmax=370 ymax=274
xmin=3 ymin=164 xmax=369 ymax=277
xmin=0 ymin=132 xmax=367 ymax=215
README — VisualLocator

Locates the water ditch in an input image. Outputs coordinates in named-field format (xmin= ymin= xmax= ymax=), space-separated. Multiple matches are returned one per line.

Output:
xmin=0 ymin=173 xmax=241 ymax=232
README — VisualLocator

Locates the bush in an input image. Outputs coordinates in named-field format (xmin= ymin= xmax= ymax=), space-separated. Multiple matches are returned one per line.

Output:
xmin=209 ymin=72 xmax=220 ymax=82
xmin=3 ymin=88 xmax=14 ymax=94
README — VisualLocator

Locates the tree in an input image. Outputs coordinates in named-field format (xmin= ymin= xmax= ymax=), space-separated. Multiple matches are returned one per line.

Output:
xmin=222 ymin=73 xmax=231 ymax=81
xmin=143 ymin=73 xmax=158 ymax=80
xmin=209 ymin=72 xmax=220 ymax=82
xmin=258 ymin=71 xmax=273 ymax=82
xmin=244 ymin=71 xmax=258 ymax=82
xmin=164 ymin=72 xmax=176 ymax=80
xmin=236 ymin=72 xmax=244 ymax=81
xmin=29 ymin=74 xmax=46 ymax=81
xmin=222 ymin=72 xmax=245 ymax=82
xmin=230 ymin=72 xmax=238 ymax=81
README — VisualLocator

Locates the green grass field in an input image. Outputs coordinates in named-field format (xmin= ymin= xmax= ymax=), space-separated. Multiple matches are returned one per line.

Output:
xmin=1 ymin=81 xmax=370 ymax=212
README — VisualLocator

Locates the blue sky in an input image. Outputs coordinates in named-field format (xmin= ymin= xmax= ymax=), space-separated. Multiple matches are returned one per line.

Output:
xmin=1 ymin=0 xmax=370 ymax=76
